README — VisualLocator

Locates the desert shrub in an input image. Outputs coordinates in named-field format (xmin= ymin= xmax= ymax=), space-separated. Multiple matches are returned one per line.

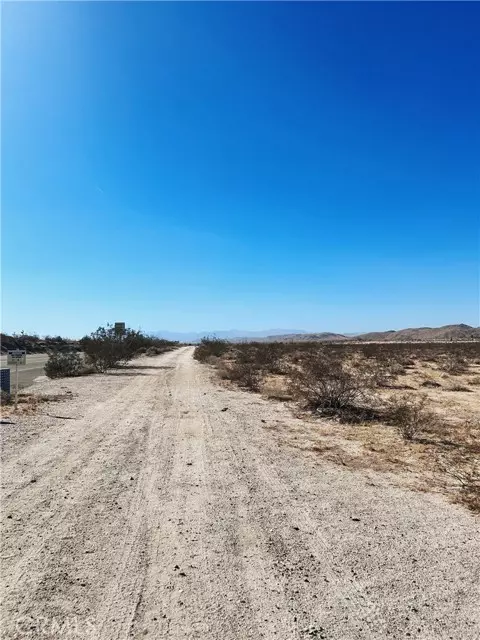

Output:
xmin=388 ymin=360 xmax=408 ymax=376
xmin=81 ymin=326 xmax=127 ymax=372
xmin=440 ymin=456 xmax=480 ymax=512
xmin=193 ymin=337 xmax=230 ymax=362
xmin=288 ymin=350 xmax=304 ymax=365
xmin=216 ymin=361 xmax=232 ymax=379
xmin=357 ymin=357 xmax=404 ymax=388
xmin=439 ymin=354 xmax=468 ymax=375
xmin=468 ymin=376 xmax=480 ymax=386
xmin=45 ymin=351 xmax=84 ymax=379
xmin=228 ymin=362 xmax=261 ymax=391
xmin=234 ymin=343 xmax=284 ymax=374
xmin=288 ymin=350 xmax=374 ymax=415
xmin=386 ymin=394 xmax=437 ymax=441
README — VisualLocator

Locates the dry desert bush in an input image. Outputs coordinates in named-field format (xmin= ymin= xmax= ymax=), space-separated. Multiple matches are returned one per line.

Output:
xmin=438 ymin=353 xmax=469 ymax=375
xmin=385 ymin=393 xmax=439 ymax=441
xmin=287 ymin=349 xmax=376 ymax=419
xmin=225 ymin=362 xmax=261 ymax=391
xmin=438 ymin=449 xmax=480 ymax=512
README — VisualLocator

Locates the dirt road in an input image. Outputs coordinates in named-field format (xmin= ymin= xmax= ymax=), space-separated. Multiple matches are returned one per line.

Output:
xmin=1 ymin=347 xmax=479 ymax=639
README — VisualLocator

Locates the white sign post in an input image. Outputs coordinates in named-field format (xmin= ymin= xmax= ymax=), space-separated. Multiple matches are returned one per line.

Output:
xmin=7 ymin=350 xmax=27 ymax=410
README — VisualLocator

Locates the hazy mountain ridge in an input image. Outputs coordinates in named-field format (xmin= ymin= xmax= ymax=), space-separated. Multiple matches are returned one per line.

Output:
xmin=151 ymin=329 xmax=307 ymax=343
xmin=354 ymin=324 xmax=480 ymax=342
xmin=152 ymin=324 xmax=480 ymax=344
xmin=251 ymin=332 xmax=349 ymax=343
xmin=258 ymin=324 xmax=480 ymax=343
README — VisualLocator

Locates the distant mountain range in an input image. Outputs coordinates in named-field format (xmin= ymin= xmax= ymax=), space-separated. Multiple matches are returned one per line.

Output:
xmin=151 ymin=329 xmax=307 ymax=343
xmin=258 ymin=332 xmax=349 ymax=343
xmin=255 ymin=324 xmax=480 ymax=343
xmin=151 ymin=324 xmax=480 ymax=343
xmin=352 ymin=324 xmax=480 ymax=342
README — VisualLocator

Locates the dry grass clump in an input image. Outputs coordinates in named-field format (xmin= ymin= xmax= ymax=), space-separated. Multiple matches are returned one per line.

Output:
xmin=445 ymin=383 xmax=472 ymax=392
xmin=1 ymin=391 xmax=73 ymax=416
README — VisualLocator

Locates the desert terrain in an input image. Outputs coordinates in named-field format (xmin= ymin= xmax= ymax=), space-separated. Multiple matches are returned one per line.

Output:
xmin=1 ymin=346 xmax=479 ymax=639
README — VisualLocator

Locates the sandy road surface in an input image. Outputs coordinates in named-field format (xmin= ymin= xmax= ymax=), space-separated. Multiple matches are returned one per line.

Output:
xmin=1 ymin=347 xmax=479 ymax=640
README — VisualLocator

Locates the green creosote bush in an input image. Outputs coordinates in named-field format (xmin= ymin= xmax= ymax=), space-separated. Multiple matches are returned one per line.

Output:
xmin=44 ymin=351 xmax=86 ymax=379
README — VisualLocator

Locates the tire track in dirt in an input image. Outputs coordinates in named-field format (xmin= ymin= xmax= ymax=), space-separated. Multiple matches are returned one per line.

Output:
xmin=95 ymin=368 xmax=178 ymax=639
xmin=2 ymin=373 xmax=162 ymax=594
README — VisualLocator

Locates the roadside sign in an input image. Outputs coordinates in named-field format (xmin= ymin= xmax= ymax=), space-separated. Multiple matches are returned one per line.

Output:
xmin=7 ymin=349 xmax=26 ymax=365
xmin=114 ymin=322 xmax=125 ymax=336
xmin=6 ymin=350 xmax=26 ymax=410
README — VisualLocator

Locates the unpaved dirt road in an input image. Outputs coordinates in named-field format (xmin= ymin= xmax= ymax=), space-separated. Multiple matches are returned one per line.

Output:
xmin=1 ymin=347 xmax=479 ymax=639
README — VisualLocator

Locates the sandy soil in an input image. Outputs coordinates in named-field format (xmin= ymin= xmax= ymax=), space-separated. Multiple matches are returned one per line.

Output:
xmin=1 ymin=347 xmax=479 ymax=640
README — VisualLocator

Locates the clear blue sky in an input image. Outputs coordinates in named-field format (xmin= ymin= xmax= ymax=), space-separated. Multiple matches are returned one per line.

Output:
xmin=2 ymin=2 xmax=479 ymax=337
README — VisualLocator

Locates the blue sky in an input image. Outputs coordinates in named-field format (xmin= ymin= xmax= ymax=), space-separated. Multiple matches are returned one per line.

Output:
xmin=2 ymin=2 xmax=479 ymax=337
